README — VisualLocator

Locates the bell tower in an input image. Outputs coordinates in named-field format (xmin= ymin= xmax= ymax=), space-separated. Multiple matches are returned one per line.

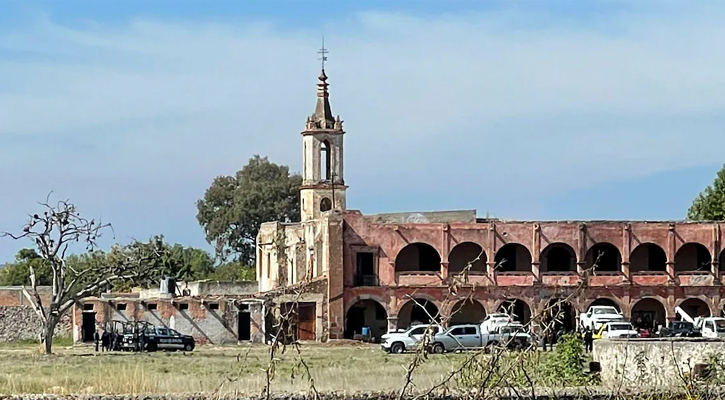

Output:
xmin=300 ymin=45 xmax=346 ymax=222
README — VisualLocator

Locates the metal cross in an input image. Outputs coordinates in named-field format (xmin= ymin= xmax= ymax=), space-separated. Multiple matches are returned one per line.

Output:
xmin=318 ymin=37 xmax=328 ymax=70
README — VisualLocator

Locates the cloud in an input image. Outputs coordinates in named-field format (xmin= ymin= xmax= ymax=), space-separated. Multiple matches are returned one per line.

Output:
xmin=1 ymin=3 xmax=725 ymax=260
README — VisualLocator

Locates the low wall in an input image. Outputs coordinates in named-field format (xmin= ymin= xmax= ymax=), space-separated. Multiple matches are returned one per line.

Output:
xmin=0 ymin=306 xmax=71 ymax=341
xmin=593 ymin=337 xmax=725 ymax=387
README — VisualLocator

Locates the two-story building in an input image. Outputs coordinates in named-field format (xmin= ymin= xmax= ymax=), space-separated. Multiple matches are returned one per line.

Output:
xmin=257 ymin=67 xmax=724 ymax=343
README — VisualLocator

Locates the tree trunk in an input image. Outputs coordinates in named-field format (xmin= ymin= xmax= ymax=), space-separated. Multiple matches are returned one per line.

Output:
xmin=42 ymin=316 xmax=58 ymax=355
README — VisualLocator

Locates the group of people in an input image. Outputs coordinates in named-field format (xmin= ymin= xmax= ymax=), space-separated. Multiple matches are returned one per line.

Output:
xmin=92 ymin=328 xmax=120 ymax=352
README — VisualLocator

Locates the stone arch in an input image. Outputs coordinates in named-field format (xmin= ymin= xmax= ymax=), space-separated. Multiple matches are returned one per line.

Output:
xmin=449 ymin=298 xmax=487 ymax=326
xmin=676 ymin=297 xmax=712 ymax=318
xmin=395 ymin=243 xmax=441 ymax=272
xmin=587 ymin=297 xmax=622 ymax=312
xmin=674 ymin=243 xmax=712 ymax=272
xmin=630 ymin=243 xmax=667 ymax=272
xmin=631 ymin=297 xmax=667 ymax=330
xmin=497 ymin=298 xmax=532 ymax=325
xmin=449 ymin=242 xmax=486 ymax=274
xmin=541 ymin=243 xmax=577 ymax=273
xmin=494 ymin=243 xmax=532 ymax=273
xmin=397 ymin=299 xmax=440 ymax=329
xmin=585 ymin=243 xmax=622 ymax=273
xmin=542 ymin=298 xmax=576 ymax=332
xmin=344 ymin=299 xmax=388 ymax=342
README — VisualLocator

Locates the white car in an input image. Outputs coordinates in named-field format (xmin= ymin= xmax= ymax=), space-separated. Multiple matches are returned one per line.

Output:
xmin=580 ymin=306 xmax=624 ymax=331
xmin=380 ymin=324 xmax=441 ymax=354
xmin=597 ymin=322 xmax=640 ymax=339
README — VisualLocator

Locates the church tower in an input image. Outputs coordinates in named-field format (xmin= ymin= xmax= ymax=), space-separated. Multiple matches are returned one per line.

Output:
xmin=300 ymin=65 xmax=346 ymax=222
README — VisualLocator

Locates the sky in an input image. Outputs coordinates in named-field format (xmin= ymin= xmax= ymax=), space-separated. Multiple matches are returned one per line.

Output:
xmin=1 ymin=0 xmax=724 ymax=263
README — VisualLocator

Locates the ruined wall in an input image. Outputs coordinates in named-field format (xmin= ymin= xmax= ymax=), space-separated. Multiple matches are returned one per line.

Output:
xmin=74 ymin=298 xmax=264 ymax=345
xmin=0 ymin=306 xmax=72 ymax=341
xmin=594 ymin=338 xmax=725 ymax=387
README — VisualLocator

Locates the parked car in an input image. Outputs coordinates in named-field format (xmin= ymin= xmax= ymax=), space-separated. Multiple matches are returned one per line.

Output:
xmin=380 ymin=324 xmax=442 ymax=354
xmin=143 ymin=326 xmax=196 ymax=351
xmin=659 ymin=321 xmax=701 ymax=337
xmin=429 ymin=322 xmax=532 ymax=353
xmin=579 ymin=306 xmax=624 ymax=331
xmin=594 ymin=322 xmax=640 ymax=339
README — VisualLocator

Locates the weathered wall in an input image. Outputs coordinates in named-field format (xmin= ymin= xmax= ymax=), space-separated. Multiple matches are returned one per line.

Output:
xmin=73 ymin=298 xmax=264 ymax=345
xmin=0 ymin=306 xmax=71 ymax=341
xmin=594 ymin=338 xmax=725 ymax=387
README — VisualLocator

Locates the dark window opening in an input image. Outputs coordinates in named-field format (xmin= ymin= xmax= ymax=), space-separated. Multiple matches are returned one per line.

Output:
xmin=116 ymin=303 xmax=127 ymax=311
xmin=83 ymin=303 xmax=94 ymax=311
xmin=209 ymin=303 xmax=220 ymax=310
xmin=238 ymin=311 xmax=251 ymax=341
xmin=147 ymin=303 xmax=157 ymax=311
xmin=586 ymin=243 xmax=622 ymax=272
xmin=494 ymin=243 xmax=532 ymax=273
xmin=238 ymin=303 xmax=249 ymax=311
xmin=321 ymin=140 xmax=331 ymax=181
xmin=395 ymin=243 xmax=441 ymax=272
xmin=542 ymin=244 xmax=576 ymax=272
xmin=355 ymin=252 xmax=376 ymax=286
xmin=179 ymin=303 xmax=189 ymax=310
xmin=320 ymin=197 xmax=332 ymax=212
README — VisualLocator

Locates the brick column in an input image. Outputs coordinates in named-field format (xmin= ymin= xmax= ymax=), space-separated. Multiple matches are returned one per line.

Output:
xmin=577 ymin=223 xmax=586 ymax=275
xmin=667 ymin=223 xmax=676 ymax=283
xmin=622 ymin=224 xmax=632 ymax=281
xmin=532 ymin=224 xmax=541 ymax=281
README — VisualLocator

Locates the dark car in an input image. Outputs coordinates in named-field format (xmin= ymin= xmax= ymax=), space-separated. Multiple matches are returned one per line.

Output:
xmin=143 ymin=327 xmax=196 ymax=351
xmin=660 ymin=321 xmax=701 ymax=338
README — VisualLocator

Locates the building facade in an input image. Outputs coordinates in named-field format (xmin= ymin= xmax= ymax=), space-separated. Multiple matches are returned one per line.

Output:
xmin=257 ymin=68 xmax=725 ymax=342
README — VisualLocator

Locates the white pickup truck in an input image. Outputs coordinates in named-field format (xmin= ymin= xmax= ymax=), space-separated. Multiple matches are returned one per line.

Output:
xmin=579 ymin=305 xmax=624 ymax=331
xmin=380 ymin=324 xmax=442 ymax=354
xmin=429 ymin=322 xmax=532 ymax=353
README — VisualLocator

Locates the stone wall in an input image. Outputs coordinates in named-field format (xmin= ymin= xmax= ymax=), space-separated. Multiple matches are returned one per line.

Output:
xmin=0 ymin=306 xmax=71 ymax=341
xmin=593 ymin=337 xmax=725 ymax=387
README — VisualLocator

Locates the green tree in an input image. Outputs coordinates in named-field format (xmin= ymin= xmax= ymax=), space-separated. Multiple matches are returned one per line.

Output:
xmin=0 ymin=249 xmax=52 ymax=286
xmin=209 ymin=261 xmax=256 ymax=282
xmin=688 ymin=164 xmax=725 ymax=220
xmin=197 ymin=155 xmax=301 ymax=264
xmin=112 ymin=236 xmax=216 ymax=290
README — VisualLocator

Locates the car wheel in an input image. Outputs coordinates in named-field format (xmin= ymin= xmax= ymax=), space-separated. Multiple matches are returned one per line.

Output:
xmin=390 ymin=342 xmax=405 ymax=354
xmin=184 ymin=343 xmax=194 ymax=352
xmin=431 ymin=343 xmax=444 ymax=354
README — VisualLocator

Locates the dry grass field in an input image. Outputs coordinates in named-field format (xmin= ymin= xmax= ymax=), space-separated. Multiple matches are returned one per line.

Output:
xmin=0 ymin=342 xmax=467 ymax=395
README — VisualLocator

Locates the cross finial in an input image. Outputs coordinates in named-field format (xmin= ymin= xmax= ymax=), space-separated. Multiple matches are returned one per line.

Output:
xmin=318 ymin=37 xmax=328 ymax=70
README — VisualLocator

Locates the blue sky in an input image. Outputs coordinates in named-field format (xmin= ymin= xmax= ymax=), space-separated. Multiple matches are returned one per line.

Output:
xmin=1 ymin=0 xmax=724 ymax=262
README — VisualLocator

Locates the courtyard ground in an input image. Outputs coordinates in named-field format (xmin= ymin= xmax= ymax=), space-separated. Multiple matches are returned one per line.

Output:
xmin=0 ymin=342 xmax=474 ymax=395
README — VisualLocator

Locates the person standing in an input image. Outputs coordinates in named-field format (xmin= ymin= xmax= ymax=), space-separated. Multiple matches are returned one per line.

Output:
xmin=93 ymin=329 xmax=100 ymax=352
xmin=584 ymin=327 xmax=593 ymax=353
xmin=101 ymin=329 xmax=109 ymax=352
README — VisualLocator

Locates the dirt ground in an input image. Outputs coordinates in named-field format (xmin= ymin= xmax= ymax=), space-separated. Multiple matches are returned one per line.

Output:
xmin=0 ymin=342 xmax=466 ymax=395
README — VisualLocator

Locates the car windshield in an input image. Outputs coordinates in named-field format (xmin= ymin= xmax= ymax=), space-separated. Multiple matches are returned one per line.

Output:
xmin=715 ymin=320 xmax=725 ymax=332
xmin=169 ymin=329 xmax=180 ymax=336
xmin=610 ymin=323 xmax=633 ymax=331
xmin=594 ymin=307 xmax=618 ymax=315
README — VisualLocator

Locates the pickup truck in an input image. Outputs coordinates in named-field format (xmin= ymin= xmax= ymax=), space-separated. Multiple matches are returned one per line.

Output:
xmin=594 ymin=321 xmax=640 ymax=339
xmin=579 ymin=305 xmax=624 ymax=331
xmin=429 ymin=322 xmax=532 ymax=353
xmin=381 ymin=324 xmax=442 ymax=354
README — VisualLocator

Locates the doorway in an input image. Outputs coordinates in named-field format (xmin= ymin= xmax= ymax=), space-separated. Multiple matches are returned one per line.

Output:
xmin=237 ymin=311 xmax=251 ymax=341
xmin=82 ymin=312 xmax=96 ymax=342
xmin=297 ymin=303 xmax=316 ymax=340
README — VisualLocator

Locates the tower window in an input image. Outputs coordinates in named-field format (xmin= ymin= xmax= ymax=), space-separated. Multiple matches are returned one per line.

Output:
xmin=320 ymin=197 xmax=332 ymax=212
xmin=321 ymin=140 xmax=331 ymax=181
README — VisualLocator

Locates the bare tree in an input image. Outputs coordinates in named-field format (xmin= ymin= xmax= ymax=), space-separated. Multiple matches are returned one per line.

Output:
xmin=2 ymin=196 xmax=158 ymax=354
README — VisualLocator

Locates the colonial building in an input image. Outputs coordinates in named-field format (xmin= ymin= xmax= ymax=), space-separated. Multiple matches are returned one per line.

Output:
xmin=257 ymin=67 xmax=725 ymax=343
